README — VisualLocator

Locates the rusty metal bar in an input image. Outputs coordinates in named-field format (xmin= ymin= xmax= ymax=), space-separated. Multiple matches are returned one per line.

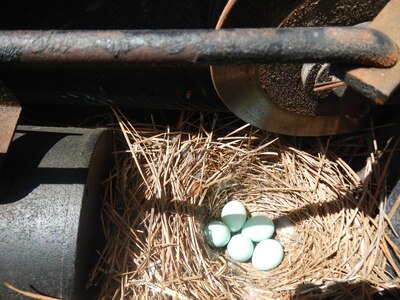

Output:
xmin=341 ymin=0 xmax=400 ymax=104
xmin=0 ymin=27 xmax=397 ymax=67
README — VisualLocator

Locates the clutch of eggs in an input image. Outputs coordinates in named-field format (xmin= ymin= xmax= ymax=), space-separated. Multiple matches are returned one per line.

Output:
xmin=203 ymin=200 xmax=284 ymax=270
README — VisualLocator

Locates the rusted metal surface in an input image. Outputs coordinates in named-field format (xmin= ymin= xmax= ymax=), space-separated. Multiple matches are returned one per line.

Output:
xmin=342 ymin=0 xmax=400 ymax=104
xmin=0 ymin=28 xmax=397 ymax=67
xmin=0 ymin=83 xmax=21 ymax=154
xmin=211 ymin=0 xmax=389 ymax=136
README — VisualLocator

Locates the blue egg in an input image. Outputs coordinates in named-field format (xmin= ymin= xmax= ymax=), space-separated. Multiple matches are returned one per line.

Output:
xmin=204 ymin=221 xmax=231 ymax=247
xmin=241 ymin=216 xmax=275 ymax=242
xmin=252 ymin=239 xmax=284 ymax=271
xmin=221 ymin=200 xmax=247 ymax=232
xmin=227 ymin=234 xmax=254 ymax=262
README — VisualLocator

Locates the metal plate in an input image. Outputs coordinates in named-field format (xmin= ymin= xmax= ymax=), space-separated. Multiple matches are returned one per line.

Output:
xmin=211 ymin=0 xmax=389 ymax=136
xmin=343 ymin=0 xmax=400 ymax=104
xmin=0 ymin=83 xmax=20 ymax=154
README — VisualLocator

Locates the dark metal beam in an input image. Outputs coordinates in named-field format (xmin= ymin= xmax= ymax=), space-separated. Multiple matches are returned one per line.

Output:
xmin=0 ymin=27 xmax=397 ymax=67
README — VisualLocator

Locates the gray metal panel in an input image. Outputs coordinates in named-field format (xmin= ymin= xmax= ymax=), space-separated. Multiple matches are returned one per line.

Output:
xmin=0 ymin=126 xmax=112 ymax=299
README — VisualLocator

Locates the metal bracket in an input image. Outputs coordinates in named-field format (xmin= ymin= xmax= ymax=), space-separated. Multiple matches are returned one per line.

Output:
xmin=0 ymin=83 xmax=21 ymax=157
xmin=342 ymin=0 xmax=400 ymax=104
xmin=0 ymin=82 xmax=21 ymax=174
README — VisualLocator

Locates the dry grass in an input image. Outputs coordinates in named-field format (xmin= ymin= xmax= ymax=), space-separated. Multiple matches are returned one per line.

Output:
xmin=88 ymin=110 xmax=400 ymax=299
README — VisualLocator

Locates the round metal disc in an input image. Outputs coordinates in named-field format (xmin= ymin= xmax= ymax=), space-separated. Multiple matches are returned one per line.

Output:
xmin=211 ymin=0 xmax=389 ymax=136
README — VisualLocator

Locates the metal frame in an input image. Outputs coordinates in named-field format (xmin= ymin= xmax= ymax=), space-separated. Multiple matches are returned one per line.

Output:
xmin=0 ymin=27 xmax=396 ymax=67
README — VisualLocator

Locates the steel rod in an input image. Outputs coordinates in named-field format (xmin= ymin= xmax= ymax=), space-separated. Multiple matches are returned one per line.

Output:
xmin=0 ymin=27 xmax=397 ymax=67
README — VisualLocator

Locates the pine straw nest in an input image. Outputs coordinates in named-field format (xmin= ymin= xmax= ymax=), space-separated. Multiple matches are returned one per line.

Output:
xmin=89 ymin=111 xmax=400 ymax=299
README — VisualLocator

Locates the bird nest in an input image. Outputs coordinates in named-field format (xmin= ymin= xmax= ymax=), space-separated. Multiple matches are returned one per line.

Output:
xmin=89 ymin=110 xmax=400 ymax=299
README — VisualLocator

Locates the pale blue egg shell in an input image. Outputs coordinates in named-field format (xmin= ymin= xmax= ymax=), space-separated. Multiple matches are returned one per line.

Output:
xmin=227 ymin=234 xmax=254 ymax=262
xmin=204 ymin=221 xmax=231 ymax=247
xmin=241 ymin=216 xmax=275 ymax=242
xmin=221 ymin=200 xmax=247 ymax=232
xmin=252 ymin=239 xmax=284 ymax=271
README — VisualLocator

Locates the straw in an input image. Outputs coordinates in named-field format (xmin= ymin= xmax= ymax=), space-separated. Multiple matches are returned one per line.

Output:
xmin=88 ymin=111 xmax=400 ymax=299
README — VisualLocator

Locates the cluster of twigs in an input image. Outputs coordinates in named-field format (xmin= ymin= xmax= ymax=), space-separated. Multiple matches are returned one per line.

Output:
xmin=89 ymin=110 xmax=400 ymax=299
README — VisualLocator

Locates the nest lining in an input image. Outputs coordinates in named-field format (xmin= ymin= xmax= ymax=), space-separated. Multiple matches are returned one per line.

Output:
xmin=89 ymin=111 xmax=400 ymax=299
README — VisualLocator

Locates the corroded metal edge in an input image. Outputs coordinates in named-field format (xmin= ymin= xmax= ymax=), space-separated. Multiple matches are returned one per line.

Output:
xmin=343 ymin=0 xmax=400 ymax=104
xmin=0 ymin=83 xmax=21 ymax=154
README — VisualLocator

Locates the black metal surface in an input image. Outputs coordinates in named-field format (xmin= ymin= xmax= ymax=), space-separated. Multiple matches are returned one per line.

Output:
xmin=0 ymin=0 xmax=215 ymax=30
xmin=0 ymin=126 xmax=113 ymax=299
xmin=387 ymin=177 xmax=400 ymax=273
xmin=382 ymin=116 xmax=400 ymax=277
xmin=0 ymin=0 xmax=224 ymax=112
xmin=1 ymin=66 xmax=225 ymax=111
xmin=0 ymin=28 xmax=397 ymax=67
